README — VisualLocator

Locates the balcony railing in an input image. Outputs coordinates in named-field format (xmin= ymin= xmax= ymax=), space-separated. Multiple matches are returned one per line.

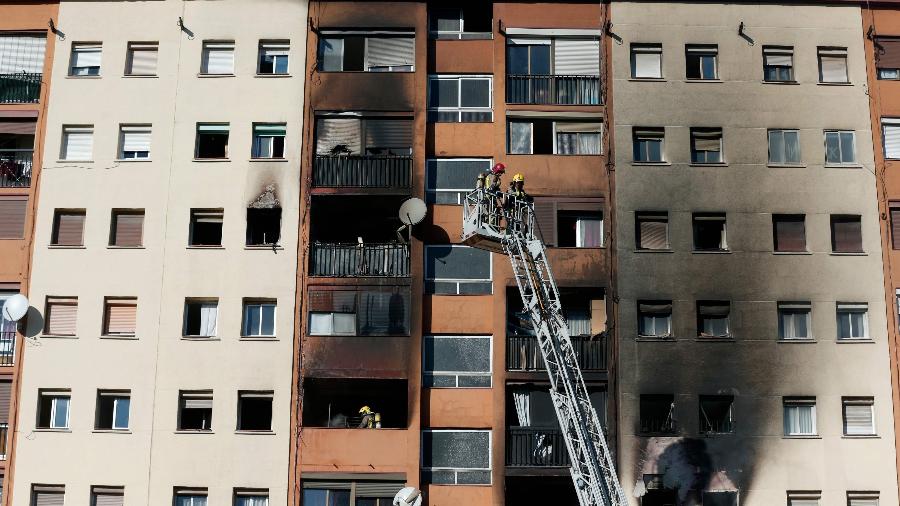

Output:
xmin=506 ymin=75 xmax=600 ymax=105
xmin=506 ymin=427 xmax=570 ymax=467
xmin=310 ymin=242 xmax=410 ymax=277
xmin=0 ymin=73 xmax=41 ymax=103
xmin=0 ymin=423 xmax=7 ymax=460
xmin=0 ymin=331 xmax=14 ymax=366
xmin=507 ymin=334 xmax=607 ymax=372
xmin=641 ymin=417 xmax=676 ymax=435
xmin=313 ymin=155 xmax=412 ymax=189
xmin=0 ymin=151 xmax=32 ymax=187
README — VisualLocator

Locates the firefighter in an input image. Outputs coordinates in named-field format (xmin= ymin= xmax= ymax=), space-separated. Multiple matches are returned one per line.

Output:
xmin=507 ymin=173 xmax=531 ymax=203
xmin=358 ymin=405 xmax=381 ymax=429
xmin=487 ymin=162 xmax=506 ymax=193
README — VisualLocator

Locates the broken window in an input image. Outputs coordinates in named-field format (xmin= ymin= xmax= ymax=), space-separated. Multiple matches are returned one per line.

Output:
xmin=51 ymin=209 xmax=85 ymax=246
xmin=427 ymin=75 xmax=492 ymax=122
xmin=842 ymin=397 xmax=875 ymax=436
xmin=425 ymin=245 xmax=492 ymax=295
xmin=697 ymin=301 xmax=730 ymax=338
xmin=95 ymin=390 xmax=130 ymax=430
xmin=686 ymin=44 xmax=717 ymax=80
xmin=195 ymin=123 xmax=229 ymax=159
xmin=37 ymin=389 xmax=70 ymax=429
xmin=638 ymin=475 xmax=677 ymax=506
xmin=830 ymin=215 xmax=862 ymax=253
xmin=189 ymin=209 xmax=223 ymax=246
xmin=557 ymin=211 xmax=603 ymax=247
xmin=818 ymin=47 xmax=848 ymax=84
xmin=699 ymin=395 xmax=733 ymax=434
xmin=318 ymin=33 xmax=414 ymax=72
xmin=302 ymin=378 xmax=407 ymax=428
xmin=703 ymin=491 xmax=739 ymax=506
xmin=422 ymin=430 xmax=491 ymax=485
xmin=783 ymin=397 xmax=816 ymax=436
xmin=428 ymin=6 xmax=492 ymax=39
xmin=637 ymin=301 xmax=671 ymax=338
xmin=315 ymin=117 xmax=412 ymax=156
xmin=763 ymin=46 xmax=794 ymax=82
xmin=252 ymin=123 xmax=286 ymax=159
xmin=639 ymin=394 xmax=675 ymax=434
xmin=631 ymin=43 xmax=662 ymax=79
xmin=836 ymin=303 xmax=868 ymax=340
xmin=692 ymin=213 xmax=727 ymax=251
xmin=307 ymin=288 xmax=410 ymax=336
xmin=772 ymin=214 xmax=806 ymax=252
xmin=246 ymin=208 xmax=281 ymax=246
xmin=426 ymin=158 xmax=492 ymax=204
xmin=237 ymin=391 xmax=273 ymax=431
xmin=178 ymin=390 xmax=213 ymax=431
xmin=423 ymin=335 xmax=491 ymax=387
xmin=636 ymin=212 xmax=668 ymax=250
xmin=242 ymin=300 xmax=276 ymax=337
xmin=778 ymin=302 xmax=811 ymax=340
xmin=690 ymin=128 xmax=723 ymax=164
xmin=632 ymin=128 xmax=664 ymax=162
xmin=183 ymin=299 xmax=218 ymax=337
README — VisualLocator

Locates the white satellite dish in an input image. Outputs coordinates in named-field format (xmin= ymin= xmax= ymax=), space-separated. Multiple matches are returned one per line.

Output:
xmin=398 ymin=197 xmax=427 ymax=226
xmin=2 ymin=294 xmax=28 ymax=322
xmin=393 ymin=487 xmax=422 ymax=506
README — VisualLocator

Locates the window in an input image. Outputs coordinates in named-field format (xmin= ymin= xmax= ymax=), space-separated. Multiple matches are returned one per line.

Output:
xmin=692 ymin=213 xmax=727 ymax=251
xmin=0 ymin=196 xmax=27 ymax=239
xmin=763 ymin=46 xmax=794 ymax=82
xmin=425 ymin=245 xmax=492 ymax=294
xmin=768 ymin=129 xmax=801 ymax=165
xmin=246 ymin=208 xmax=281 ymax=247
xmin=632 ymin=128 xmax=664 ymax=162
xmin=783 ymin=397 xmax=816 ymax=436
xmin=95 ymin=390 xmax=130 ymax=430
xmin=697 ymin=301 xmax=730 ymax=338
xmin=843 ymin=397 xmax=875 ymax=436
xmin=308 ymin=310 xmax=355 ymax=336
xmin=110 ymin=209 xmax=144 ymax=247
xmin=315 ymin=117 xmax=412 ymax=156
xmin=189 ymin=209 xmax=224 ymax=247
xmin=508 ymin=119 xmax=602 ymax=155
xmin=699 ymin=395 xmax=733 ymax=434
xmin=429 ymin=6 xmax=492 ymax=39
xmin=234 ymin=489 xmax=269 ymax=506
xmin=183 ymin=299 xmax=218 ymax=337
xmin=787 ymin=492 xmax=821 ymax=506
xmin=818 ymin=47 xmax=848 ymax=83
xmin=178 ymin=391 xmax=213 ymax=431
xmin=639 ymin=475 xmax=677 ymax=506
xmin=31 ymin=485 xmax=65 ymax=506
xmin=772 ymin=214 xmax=806 ymax=252
xmin=824 ymin=130 xmax=856 ymax=166
xmin=237 ymin=391 xmax=273 ymax=431
xmin=883 ymin=119 xmax=900 ymax=159
xmin=242 ymin=300 xmax=275 ymax=337
xmin=174 ymin=489 xmax=208 ymax=506
xmin=640 ymin=394 xmax=675 ymax=434
xmin=556 ymin=122 xmax=602 ymax=155
xmin=201 ymin=40 xmax=234 ymax=75
xmin=635 ymin=212 xmax=668 ymax=250
xmin=830 ymin=215 xmax=863 ymax=253
xmin=125 ymin=41 xmax=158 ymax=76
xmin=258 ymin=40 xmax=289 ymax=75
xmin=690 ymin=128 xmax=723 ymax=164
xmin=637 ymin=301 xmax=672 ymax=338
xmin=877 ymin=37 xmax=900 ymax=79
xmin=631 ymin=43 xmax=662 ymax=79
xmin=195 ymin=123 xmax=229 ymax=159
xmin=426 ymin=159 xmax=492 ymax=204
xmin=506 ymin=40 xmax=550 ymax=75
xmin=37 ymin=389 xmax=70 ymax=429
xmin=70 ymin=42 xmax=101 ymax=76
xmin=837 ymin=303 xmax=869 ymax=340
xmin=779 ymin=302 xmax=812 ymax=340
xmin=118 ymin=124 xmax=151 ymax=159
xmin=307 ymin=288 xmax=411 ymax=336
xmin=318 ymin=33 xmax=414 ymax=72
xmin=302 ymin=481 xmax=404 ymax=506
xmin=251 ymin=123 xmax=286 ymax=159
xmin=91 ymin=486 xmax=124 ymax=506
xmin=847 ymin=492 xmax=880 ymax=506
xmin=703 ymin=491 xmax=738 ymax=506
xmin=51 ymin=209 xmax=85 ymax=246
xmin=103 ymin=297 xmax=137 ymax=336
xmin=892 ymin=207 xmax=900 ymax=250
xmin=685 ymin=44 xmax=717 ymax=80
xmin=424 ymin=335 xmax=491 ymax=387
xmin=422 ymin=430 xmax=491 ymax=484
xmin=44 ymin=297 xmax=78 ymax=336
xmin=427 ymin=75 xmax=492 ymax=122
xmin=61 ymin=125 xmax=94 ymax=161
xmin=557 ymin=211 xmax=603 ymax=247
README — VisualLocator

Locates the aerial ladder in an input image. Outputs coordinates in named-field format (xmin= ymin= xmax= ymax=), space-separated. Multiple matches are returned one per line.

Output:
xmin=462 ymin=188 xmax=628 ymax=506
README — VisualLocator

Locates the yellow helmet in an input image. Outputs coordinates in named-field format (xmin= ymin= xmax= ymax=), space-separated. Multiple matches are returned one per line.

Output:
xmin=359 ymin=406 xmax=371 ymax=414
xmin=513 ymin=173 xmax=525 ymax=183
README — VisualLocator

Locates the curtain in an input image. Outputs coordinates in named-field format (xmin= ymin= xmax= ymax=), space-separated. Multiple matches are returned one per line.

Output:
xmin=509 ymin=121 xmax=532 ymax=154
xmin=565 ymin=308 xmax=591 ymax=336
xmin=235 ymin=496 xmax=268 ymax=506
xmin=577 ymin=217 xmax=603 ymax=247
xmin=512 ymin=389 xmax=530 ymax=427
xmin=199 ymin=303 xmax=217 ymax=336
xmin=784 ymin=405 xmax=813 ymax=434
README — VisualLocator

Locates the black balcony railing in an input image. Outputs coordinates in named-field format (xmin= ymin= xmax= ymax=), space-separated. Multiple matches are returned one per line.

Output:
xmin=506 ymin=427 xmax=570 ymax=467
xmin=0 ymin=331 xmax=14 ymax=367
xmin=313 ymin=155 xmax=412 ymax=189
xmin=641 ymin=417 xmax=676 ymax=435
xmin=0 ymin=73 xmax=41 ymax=103
xmin=310 ymin=242 xmax=410 ymax=277
xmin=0 ymin=151 xmax=32 ymax=187
xmin=700 ymin=417 xmax=733 ymax=434
xmin=506 ymin=75 xmax=600 ymax=105
xmin=507 ymin=334 xmax=607 ymax=371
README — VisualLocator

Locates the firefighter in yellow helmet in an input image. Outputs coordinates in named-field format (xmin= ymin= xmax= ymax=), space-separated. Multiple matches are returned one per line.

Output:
xmin=358 ymin=405 xmax=381 ymax=429
xmin=506 ymin=173 xmax=531 ymax=203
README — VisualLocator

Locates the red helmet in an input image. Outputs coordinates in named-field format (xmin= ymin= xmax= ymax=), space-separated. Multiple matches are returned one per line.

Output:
xmin=492 ymin=163 xmax=506 ymax=175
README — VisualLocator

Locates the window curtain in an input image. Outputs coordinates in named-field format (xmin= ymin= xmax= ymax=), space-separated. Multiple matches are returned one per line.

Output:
xmin=577 ymin=218 xmax=603 ymax=247
xmin=508 ymin=121 xmax=532 ymax=154
xmin=512 ymin=389 xmax=530 ymax=427
xmin=565 ymin=308 xmax=591 ymax=336
xmin=199 ymin=303 xmax=217 ymax=336
xmin=784 ymin=405 xmax=813 ymax=434
xmin=235 ymin=497 xmax=268 ymax=506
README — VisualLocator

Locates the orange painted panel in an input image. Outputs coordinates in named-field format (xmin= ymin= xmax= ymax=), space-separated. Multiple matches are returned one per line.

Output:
xmin=504 ymin=155 xmax=609 ymax=195
xmin=429 ymin=123 xmax=495 ymax=158
xmin=496 ymin=2 xmax=602 ymax=28
xmin=431 ymin=39 xmax=494 ymax=74
xmin=425 ymin=484 xmax=493 ymax=506
xmin=546 ymin=247 xmax=608 ymax=285
xmin=300 ymin=428 xmax=408 ymax=473
xmin=424 ymin=295 xmax=493 ymax=334
xmin=423 ymin=388 xmax=493 ymax=428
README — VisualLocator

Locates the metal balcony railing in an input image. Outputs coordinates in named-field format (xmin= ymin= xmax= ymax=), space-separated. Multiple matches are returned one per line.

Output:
xmin=640 ymin=417 xmax=676 ymax=435
xmin=507 ymin=334 xmax=607 ymax=371
xmin=0 ymin=151 xmax=32 ymax=187
xmin=506 ymin=427 xmax=570 ymax=467
xmin=0 ymin=332 xmax=15 ymax=366
xmin=310 ymin=242 xmax=410 ymax=277
xmin=0 ymin=73 xmax=41 ymax=103
xmin=700 ymin=417 xmax=733 ymax=434
xmin=313 ymin=155 xmax=412 ymax=189
xmin=506 ymin=75 xmax=600 ymax=105
xmin=0 ymin=423 xmax=8 ymax=460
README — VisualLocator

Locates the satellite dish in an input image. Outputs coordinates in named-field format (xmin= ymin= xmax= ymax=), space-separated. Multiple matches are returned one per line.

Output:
xmin=2 ymin=294 xmax=28 ymax=322
xmin=393 ymin=487 xmax=422 ymax=506
xmin=398 ymin=198 xmax=427 ymax=226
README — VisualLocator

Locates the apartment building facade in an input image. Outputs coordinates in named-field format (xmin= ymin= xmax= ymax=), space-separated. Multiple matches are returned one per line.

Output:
xmin=11 ymin=0 xmax=307 ymax=504
xmin=613 ymin=2 xmax=897 ymax=505
xmin=292 ymin=2 xmax=612 ymax=505
xmin=0 ymin=2 xmax=58 ymax=504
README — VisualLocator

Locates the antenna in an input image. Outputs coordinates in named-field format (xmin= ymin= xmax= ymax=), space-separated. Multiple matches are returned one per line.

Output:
xmin=2 ymin=294 xmax=29 ymax=323
xmin=396 ymin=197 xmax=427 ymax=243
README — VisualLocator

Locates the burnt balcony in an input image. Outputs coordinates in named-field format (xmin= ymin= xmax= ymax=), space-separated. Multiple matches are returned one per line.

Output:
xmin=506 ymin=75 xmax=600 ymax=106
xmin=313 ymin=154 xmax=412 ymax=189
xmin=0 ymin=151 xmax=32 ymax=187
xmin=507 ymin=426 xmax=570 ymax=467
xmin=310 ymin=241 xmax=409 ymax=277
xmin=0 ymin=73 xmax=41 ymax=104
xmin=302 ymin=378 xmax=407 ymax=428
xmin=507 ymin=334 xmax=607 ymax=372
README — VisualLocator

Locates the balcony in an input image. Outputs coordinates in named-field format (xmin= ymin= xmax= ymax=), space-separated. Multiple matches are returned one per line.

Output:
xmin=0 ymin=331 xmax=13 ymax=366
xmin=0 ymin=73 xmax=41 ymax=104
xmin=302 ymin=378 xmax=407 ymax=428
xmin=0 ymin=151 xmax=32 ymax=187
xmin=313 ymin=154 xmax=412 ymax=190
xmin=506 ymin=426 xmax=569 ymax=467
xmin=0 ymin=422 xmax=7 ymax=460
xmin=507 ymin=334 xmax=607 ymax=372
xmin=506 ymin=75 xmax=600 ymax=105
xmin=310 ymin=242 xmax=409 ymax=277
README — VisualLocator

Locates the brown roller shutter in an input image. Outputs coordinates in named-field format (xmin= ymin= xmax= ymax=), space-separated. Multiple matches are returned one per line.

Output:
xmin=892 ymin=208 xmax=900 ymax=250
xmin=0 ymin=196 xmax=27 ymax=239
xmin=773 ymin=215 xmax=806 ymax=252
xmin=877 ymin=38 xmax=900 ymax=69
xmin=104 ymin=300 xmax=137 ymax=335
xmin=52 ymin=211 xmax=85 ymax=246
xmin=831 ymin=216 xmax=863 ymax=253
xmin=533 ymin=198 xmax=557 ymax=246
xmin=45 ymin=297 xmax=77 ymax=336
xmin=0 ymin=380 xmax=11 ymax=423
xmin=307 ymin=290 xmax=357 ymax=312
xmin=0 ymin=120 xmax=36 ymax=135
xmin=112 ymin=212 xmax=144 ymax=247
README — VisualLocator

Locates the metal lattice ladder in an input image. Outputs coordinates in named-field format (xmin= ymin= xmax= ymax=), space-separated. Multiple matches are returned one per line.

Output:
xmin=462 ymin=189 xmax=628 ymax=506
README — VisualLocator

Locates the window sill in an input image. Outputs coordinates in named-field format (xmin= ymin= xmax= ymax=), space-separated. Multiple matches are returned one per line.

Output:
xmin=107 ymin=246 xmax=145 ymax=250
xmin=174 ymin=430 xmax=215 ymax=434
xmin=48 ymin=245 xmax=86 ymax=249
xmin=56 ymin=159 xmax=93 ymax=164
xmin=692 ymin=250 xmax=731 ymax=254
xmin=249 ymin=158 xmax=289 ymax=162
xmin=633 ymin=249 xmax=674 ymax=254
xmin=777 ymin=338 xmax=817 ymax=343
xmin=684 ymin=79 xmax=722 ymax=83
xmin=762 ymin=80 xmax=800 ymax=85
xmin=240 ymin=336 xmax=278 ymax=341
xmin=114 ymin=158 xmax=152 ymax=163
xmin=122 ymin=74 xmax=158 ymax=79
xmin=824 ymin=164 xmax=863 ymax=169
xmin=818 ymin=81 xmax=853 ymax=86
xmin=628 ymin=77 xmax=666 ymax=82
xmin=99 ymin=335 xmax=139 ymax=341
xmin=782 ymin=435 xmax=821 ymax=439
xmin=181 ymin=337 xmax=221 ymax=341
xmin=635 ymin=336 xmax=677 ymax=342
xmin=830 ymin=252 xmax=866 ymax=256
xmin=836 ymin=338 xmax=875 ymax=344
xmin=842 ymin=434 xmax=879 ymax=439
xmin=639 ymin=432 xmax=679 ymax=437
xmin=316 ymin=70 xmax=416 ymax=74
xmin=235 ymin=430 xmax=276 ymax=435
xmin=767 ymin=163 xmax=807 ymax=168
xmin=66 ymin=75 xmax=102 ymax=79
xmin=255 ymin=73 xmax=292 ymax=78
xmin=197 ymin=73 xmax=235 ymax=78
xmin=631 ymin=161 xmax=671 ymax=166
xmin=186 ymin=245 xmax=225 ymax=250
xmin=92 ymin=429 xmax=132 ymax=434
xmin=694 ymin=337 xmax=734 ymax=342
xmin=244 ymin=245 xmax=283 ymax=251
xmin=40 ymin=334 xmax=77 ymax=339
xmin=773 ymin=251 xmax=812 ymax=255
xmin=34 ymin=428 xmax=71 ymax=432
xmin=689 ymin=163 xmax=728 ymax=168
xmin=192 ymin=158 xmax=231 ymax=162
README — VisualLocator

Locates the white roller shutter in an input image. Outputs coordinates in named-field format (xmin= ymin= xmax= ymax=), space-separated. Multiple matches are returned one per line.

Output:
xmin=201 ymin=42 xmax=234 ymax=74
xmin=121 ymin=126 xmax=151 ymax=153
xmin=316 ymin=118 xmax=361 ymax=155
xmin=0 ymin=34 xmax=46 ymax=74
xmin=365 ymin=37 xmax=414 ymax=70
xmin=884 ymin=119 xmax=900 ymax=159
xmin=844 ymin=402 xmax=874 ymax=435
xmin=182 ymin=394 xmax=213 ymax=409
xmin=764 ymin=51 xmax=792 ymax=67
xmin=554 ymin=39 xmax=599 ymax=76
xmin=127 ymin=43 xmax=158 ymax=76
xmin=71 ymin=43 xmax=101 ymax=69
xmin=62 ymin=127 xmax=93 ymax=160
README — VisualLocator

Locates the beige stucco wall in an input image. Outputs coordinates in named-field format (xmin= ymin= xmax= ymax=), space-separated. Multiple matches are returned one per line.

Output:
xmin=13 ymin=0 xmax=306 ymax=504
xmin=612 ymin=2 xmax=898 ymax=505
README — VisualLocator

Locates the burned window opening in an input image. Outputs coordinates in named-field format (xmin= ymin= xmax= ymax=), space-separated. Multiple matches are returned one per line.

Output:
xmin=302 ymin=378 xmax=407 ymax=429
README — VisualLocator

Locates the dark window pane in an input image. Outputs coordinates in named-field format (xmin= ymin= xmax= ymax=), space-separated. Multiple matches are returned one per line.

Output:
xmin=344 ymin=36 xmax=365 ymax=71
xmin=532 ymin=119 xmax=553 ymax=154
xmin=686 ymin=54 xmax=701 ymax=79
xmin=429 ymin=79 xmax=459 ymax=108
xmin=460 ymin=80 xmax=489 ymax=108
xmin=507 ymin=46 xmax=529 ymax=75
xmin=530 ymin=45 xmax=551 ymax=74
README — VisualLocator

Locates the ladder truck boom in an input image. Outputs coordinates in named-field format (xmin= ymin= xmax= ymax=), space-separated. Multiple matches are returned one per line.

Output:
xmin=461 ymin=188 xmax=627 ymax=506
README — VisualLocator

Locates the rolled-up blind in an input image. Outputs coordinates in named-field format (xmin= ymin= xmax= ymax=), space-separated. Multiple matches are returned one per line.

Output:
xmin=365 ymin=36 xmax=414 ymax=69
xmin=698 ymin=302 xmax=729 ymax=317
xmin=71 ymin=43 xmax=101 ymax=69
xmin=692 ymin=131 xmax=721 ymax=151
xmin=182 ymin=394 xmax=213 ymax=409
xmin=127 ymin=43 xmax=158 ymax=75
xmin=46 ymin=297 xmax=77 ymax=335
xmin=316 ymin=118 xmax=361 ymax=155
xmin=62 ymin=127 xmax=93 ymax=160
xmin=555 ymin=122 xmax=602 ymax=133
xmin=843 ymin=403 xmax=874 ymax=435
xmin=638 ymin=216 xmax=668 ymax=250
xmin=533 ymin=198 xmax=557 ymax=246
xmin=0 ymin=380 xmax=11 ymax=423
xmin=554 ymin=39 xmax=600 ymax=76
xmin=0 ymin=196 xmax=27 ymax=239
xmin=105 ymin=301 xmax=137 ymax=335
xmin=92 ymin=489 xmax=124 ymax=506
xmin=33 ymin=490 xmax=65 ymax=506
xmin=356 ymin=482 xmax=405 ymax=497
xmin=0 ymin=34 xmax=46 ymax=74
xmin=639 ymin=302 xmax=671 ymax=313
xmin=121 ymin=127 xmax=151 ymax=153
xmin=254 ymin=124 xmax=286 ymax=136
xmin=364 ymin=119 xmax=412 ymax=149
xmin=53 ymin=211 xmax=85 ymax=246
xmin=201 ymin=42 xmax=234 ymax=74
xmin=877 ymin=38 xmax=900 ymax=69
xmin=819 ymin=49 xmax=847 ymax=82
xmin=891 ymin=208 xmax=900 ymax=250
xmin=883 ymin=120 xmax=900 ymax=159
xmin=764 ymin=50 xmax=792 ymax=67
xmin=307 ymin=290 xmax=357 ymax=312
xmin=0 ymin=119 xmax=36 ymax=135
xmin=114 ymin=212 xmax=144 ymax=247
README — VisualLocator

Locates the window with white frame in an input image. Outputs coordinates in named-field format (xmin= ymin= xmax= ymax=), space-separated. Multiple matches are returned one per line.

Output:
xmin=70 ymin=42 xmax=101 ymax=76
xmin=242 ymin=300 xmax=276 ymax=337
xmin=307 ymin=289 xmax=410 ymax=336
xmin=690 ymin=128 xmax=723 ymax=164
xmin=174 ymin=488 xmax=208 ymax=506
xmin=778 ymin=302 xmax=811 ymax=340
xmin=422 ymin=430 xmax=491 ymax=485
xmin=118 ymin=124 xmax=151 ymax=159
xmin=425 ymin=245 xmax=492 ymax=295
xmin=637 ymin=301 xmax=672 ymax=338
xmin=763 ymin=46 xmax=794 ymax=82
xmin=200 ymin=40 xmax=235 ymax=75
xmin=183 ymin=299 xmax=218 ymax=337
xmin=96 ymin=390 xmax=130 ymax=431
xmin=508 ymin=118 xmax=602 ymax=155
xmin=424 ymin=335 xmax=492 ymax=388
xmin=884 ymin=119 xmax=900 ymax=159
xmin=768 ymin=129 xmax=801 ymax=165
xmin=632 ymin=127 xmax=664 ymax=162
xmin=843 ymin=397 xmax=875 ymax=436
xmin=426 ymin=158 xmax=492 ymax=204
xmin=125 ymin=41 xmax=158 ymax=76
xmin=428 ymin=6 xmax=492 ymax=40
xmin=685 ymin=44 xmax=717 ymax=80
xmin=234 ymin=489 xmax=270 ymax=506
xmin=258 ymin=40 xmax=289 ymax=75
xmin=824 ymin=130 xmax=856 ymax=166
xmin=847 ymin=492 xmax=880 ymax=506
xmin=37 ymin=389 xmax=70 ymax=429
xmin=307 ymin=310 xmax=355 ymax=336
xmin=631 ymin=43 xmax=662 ymax=79
xmin=427 ymin=75 xmax=492 ymax=122
xmin=836 ymin=303 xmax=869 ymax=340
xmin=556 ymin=122 xmax=602 ymax=155
xmin=61 ymin=125 xmax=94 ymax=161
xmin=252 ymin=123 xmax=286 ymax=159
xmin=783 ymin=397 xmax=816 ymax=436
xmin=818 ymin=47 xmax=849 ymax=84
xmin=318 ymin=32 xmax=415 ymax=72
